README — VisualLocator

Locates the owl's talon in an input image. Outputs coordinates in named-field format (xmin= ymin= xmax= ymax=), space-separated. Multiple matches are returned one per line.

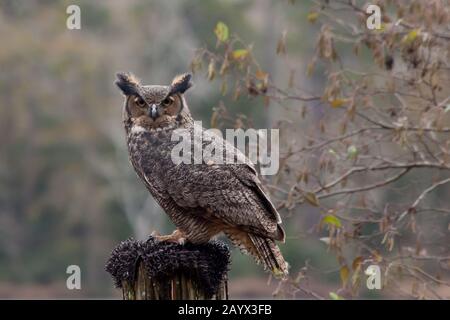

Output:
xmin=153 ymin=229 xmax=186 ymax=245
xmin=151 ymin=230 xmax=161 ymax=237
xmin=177 ymin=237 xmax=186 ymax=245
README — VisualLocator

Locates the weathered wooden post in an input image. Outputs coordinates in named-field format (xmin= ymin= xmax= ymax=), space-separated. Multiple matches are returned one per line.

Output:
xmin=106 ymin=236 xmax=230 ymax=300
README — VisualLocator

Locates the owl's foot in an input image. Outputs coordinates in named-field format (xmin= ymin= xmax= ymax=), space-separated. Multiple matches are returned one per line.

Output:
xmin=151 ymin=230 xmax=161 ymax=237
xmin=152 ymin=229 xmax=186 ymax=245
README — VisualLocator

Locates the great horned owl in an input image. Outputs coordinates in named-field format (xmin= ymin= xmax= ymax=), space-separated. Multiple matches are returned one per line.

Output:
xmin=115 ymin=72 xmax=288 ymax=276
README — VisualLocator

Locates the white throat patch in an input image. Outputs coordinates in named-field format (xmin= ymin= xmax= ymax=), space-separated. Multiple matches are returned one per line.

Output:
xmin=130 ymin=125 xmax=148 ymax=134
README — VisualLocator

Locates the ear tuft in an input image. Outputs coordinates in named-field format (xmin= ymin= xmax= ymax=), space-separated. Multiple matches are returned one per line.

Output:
xmin=115 ymin=72 xmax=141 ymax=96
xmin=170 ymin=73 xmax=193 ymax=95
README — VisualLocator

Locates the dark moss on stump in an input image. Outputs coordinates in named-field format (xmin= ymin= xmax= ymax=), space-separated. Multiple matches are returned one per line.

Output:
xmin=105 ymin=236 xmax=230 ymax=298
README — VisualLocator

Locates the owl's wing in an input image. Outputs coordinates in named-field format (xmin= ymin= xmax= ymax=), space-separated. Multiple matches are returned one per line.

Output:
xmin=231 ymin=163 xmax=282 ymax=224
xmin=162 ymin=158 xmax=284 ymax=241
xmin=229 ymin=163 xmax=285 ymax=241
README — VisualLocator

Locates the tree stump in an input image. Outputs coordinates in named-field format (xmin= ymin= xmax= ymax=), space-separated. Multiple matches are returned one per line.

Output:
xmin=105 ymin=236 xmax=230 ymax=300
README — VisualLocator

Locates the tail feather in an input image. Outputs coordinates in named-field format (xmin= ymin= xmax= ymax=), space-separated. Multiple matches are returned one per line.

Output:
xmin=224 ymin=228 xmax=289 ymax=278
xmin=248 ymin=234 xmax=289 ymax=278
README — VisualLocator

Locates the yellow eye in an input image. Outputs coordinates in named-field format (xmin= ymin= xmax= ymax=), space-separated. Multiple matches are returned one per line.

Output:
xmin=134 ymin=97 xmax=146 ymax=108
xmin=161 ymin=96 xmax=174 ymax=107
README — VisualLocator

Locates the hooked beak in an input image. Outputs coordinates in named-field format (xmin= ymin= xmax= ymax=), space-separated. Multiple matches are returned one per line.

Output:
xmin=149 ymin=104 xmax=158 ymax=120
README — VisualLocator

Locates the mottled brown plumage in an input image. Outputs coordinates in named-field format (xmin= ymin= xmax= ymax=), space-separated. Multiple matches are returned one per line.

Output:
xmin=115 ymin=72 xmax=288 ymax=277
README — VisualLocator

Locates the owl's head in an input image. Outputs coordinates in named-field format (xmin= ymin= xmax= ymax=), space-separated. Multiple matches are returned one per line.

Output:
xmin=115 ymin=72 xmax=193 ymax=130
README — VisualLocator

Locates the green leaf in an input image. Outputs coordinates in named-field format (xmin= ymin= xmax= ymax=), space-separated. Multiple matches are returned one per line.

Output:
xmin=232 ymin=49 xmax=248 ymax=60
xmin=322 ymin=214 xmax=342 ymax=228
xmin=375 ymin=23 xmax=386 ymax=32
xmin=307 ymin=11 xmax=319 ymax=23
xmin=214 ymin=21 xmax=229 ymax=42
xmin=304 ymin=192 xmax=319 ymax=207
xmin=403 ymin=29 xmax=419 ymax=44
xmin=347 ymin=145 xmax=358 ymax=159
xmin=444 ymin=104 xmax=450 ymax=113
xmin=329 ymin=292 xmax=344 ymax=300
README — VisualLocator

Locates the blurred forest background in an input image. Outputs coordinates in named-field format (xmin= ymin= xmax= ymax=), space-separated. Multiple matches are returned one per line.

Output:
xmin=0 ymin=0 xmax=449 ymax=299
